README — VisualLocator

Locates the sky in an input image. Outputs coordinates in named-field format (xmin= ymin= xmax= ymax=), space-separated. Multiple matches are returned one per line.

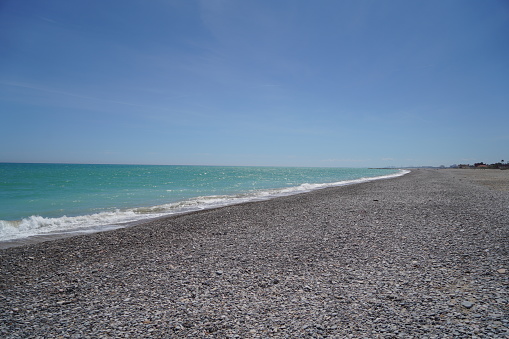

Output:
xmin=1 ymin=0 xmax=508 ymax=167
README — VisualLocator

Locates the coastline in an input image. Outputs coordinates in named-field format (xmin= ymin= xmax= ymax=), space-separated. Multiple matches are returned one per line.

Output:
xmin=0 ymin=168 xmax=406 ymax=249
xmin=1 ymin=169 xmax=508 ymax=337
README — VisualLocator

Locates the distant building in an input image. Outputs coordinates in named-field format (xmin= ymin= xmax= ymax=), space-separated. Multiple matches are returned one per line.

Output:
xmin=458 ymin=164 xmax=470 ymax=169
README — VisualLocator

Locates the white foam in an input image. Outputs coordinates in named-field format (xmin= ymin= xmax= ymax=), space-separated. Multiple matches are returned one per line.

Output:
xmin=0 ymin=211 xmax=142 ymax=241
xmin=0 ymin=169 xmax=409 ymax=242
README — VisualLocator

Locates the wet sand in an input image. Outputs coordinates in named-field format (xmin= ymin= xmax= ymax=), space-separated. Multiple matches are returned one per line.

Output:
xmin=1 ymin=169 xmax=508 ymax=337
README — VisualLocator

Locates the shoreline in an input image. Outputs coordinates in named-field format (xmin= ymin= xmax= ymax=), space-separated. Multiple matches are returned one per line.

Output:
xmin=1 ymin=169 xmax=508 ymax=337
xmin=0 ymin=169 xmax=408 ymax=249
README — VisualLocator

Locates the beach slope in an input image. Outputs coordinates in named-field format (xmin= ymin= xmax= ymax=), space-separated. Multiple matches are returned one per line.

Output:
xmin=1 ymin=169 xmax=508 ymax=337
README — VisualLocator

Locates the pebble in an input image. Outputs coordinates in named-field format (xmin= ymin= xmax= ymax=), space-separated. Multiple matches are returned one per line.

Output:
xmin=1 ymin=169 xmax=508 ymax=338
xmin=462 ymin=301 xmax=475 ymax=309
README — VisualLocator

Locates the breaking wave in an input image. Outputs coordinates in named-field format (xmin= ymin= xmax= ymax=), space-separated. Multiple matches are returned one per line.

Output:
xmin=0 ymin=170 xmax=409 ymax=242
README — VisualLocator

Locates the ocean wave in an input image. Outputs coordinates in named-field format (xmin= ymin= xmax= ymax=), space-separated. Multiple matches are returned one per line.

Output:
xmin=0 ymin=211 xmax=141 ymax=241
xmin=0 ymin=169 xmax=409 ymax=242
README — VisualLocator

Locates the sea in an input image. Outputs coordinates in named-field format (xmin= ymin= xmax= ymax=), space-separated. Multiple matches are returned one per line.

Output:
xmin=0 ymin=163 xmax=407 ymax=245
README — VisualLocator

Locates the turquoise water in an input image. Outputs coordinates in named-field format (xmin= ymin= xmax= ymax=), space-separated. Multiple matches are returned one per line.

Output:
xmin=0 ymin=163 xmax=404 ymax=241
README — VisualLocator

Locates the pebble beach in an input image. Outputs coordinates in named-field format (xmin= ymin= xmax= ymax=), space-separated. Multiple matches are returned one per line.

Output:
xmin=1 ymin=169 xmax=508 ymax=338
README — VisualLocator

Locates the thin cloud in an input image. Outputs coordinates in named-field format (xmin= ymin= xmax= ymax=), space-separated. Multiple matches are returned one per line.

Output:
xmin=1 ymin=81 xmax=174 ymax=112
xmin=38 ymin=16 xmax=58 ymax=24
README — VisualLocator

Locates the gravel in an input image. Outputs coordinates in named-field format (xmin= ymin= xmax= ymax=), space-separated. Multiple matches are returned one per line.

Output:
xmin=1 ymin=169 xmax=508 ymax=338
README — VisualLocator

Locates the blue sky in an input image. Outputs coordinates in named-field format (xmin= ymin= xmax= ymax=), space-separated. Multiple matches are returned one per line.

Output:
xmin=1 ymin=0 xmax=508 ymax=167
